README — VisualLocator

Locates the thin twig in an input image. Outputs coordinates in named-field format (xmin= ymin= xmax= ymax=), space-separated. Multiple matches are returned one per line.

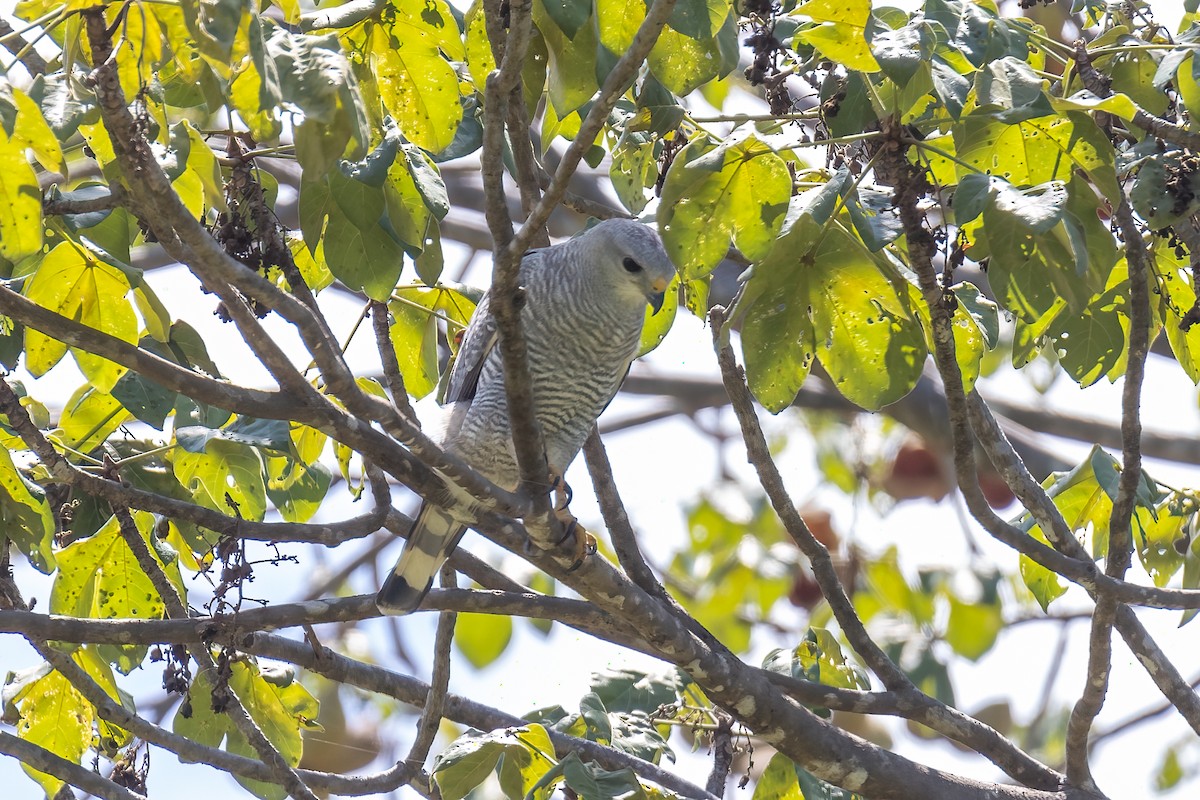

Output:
xmin=370 ymin=299 xmax=420 ymax=424
xmin=582 ymin=429 xmax=732 ymax=656
xmin=1064 ymin=181 xmax=1153 ymax=791
xmin=704 ymin=713 xmax=734 ymax=795
xmin=405 ymin=566 xmax=457 ymax=774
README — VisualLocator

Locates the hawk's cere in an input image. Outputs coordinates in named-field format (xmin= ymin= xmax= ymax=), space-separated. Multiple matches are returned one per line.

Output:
xmin=377 ymin=219 xmax=677 ymax=615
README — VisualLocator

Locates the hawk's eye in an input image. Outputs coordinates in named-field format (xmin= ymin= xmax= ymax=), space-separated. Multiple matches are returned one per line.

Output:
xmin=622 ymin=257 xmax=643 ymax=273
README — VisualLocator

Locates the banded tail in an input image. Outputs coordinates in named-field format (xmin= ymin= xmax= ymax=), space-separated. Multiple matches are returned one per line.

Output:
xmin=376 ymin=504 xmax=467 ymax=615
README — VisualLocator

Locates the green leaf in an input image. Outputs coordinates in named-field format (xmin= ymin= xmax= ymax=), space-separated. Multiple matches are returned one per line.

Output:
xmin=1018 ymin=523 xmax=1067 ymax=612
xmin=23 ymin=241 xmax=138 ymax=392
xmin=389 ymin=285 xmax=477 ymax=400
xmin=647 ymin=18 xmax=732 ymax=96
xmin=1182 ymin=545 xmax=1200 ymax=628
xmin=1157 ymin=242 xmax=1200 ymax=383
xmin=27 ymin=72 xmax=98 ymax=140
xmin=639 ymin=274 xmax=679 ymax=356
xmin=974 ymin=203 xmax=1087 ymax=325
xmin=589 ymin=668 xmax=682 ymax=714
xmin=609 ymin=137 xmax=659 ymax=215
xmin=75 ymin=645 xmax=135 ymax=750
xmin=173 ymin=668 xmax=232 ymax=749
xmin=497 ymin=725 xmax=557 ymax=800
xmin=561 ymin=751 xmax=647 ymax=799
xmin=1135 ymin=502 xmax=1187 ymax=588
xmin=762 ymin=628 xmax=870 ymax=691
xmin=300 ymin=134 xmax=417 ymax=300
xmin=229 ymin=660 xmax=320 ymax=771
xmin=232 ymin=16 xmax=285 ymax=142
xmin=1046 ymin=282 xmax=1127 ymax=388
xmin=0 ymin=84 xmax=67 ymax=175
xmin=1096 ymin=36 xmax=1166 ymax=117
xmin=177 ymin=119 xmax=227 ymax=212
xmin=740 ymin=194 xmax=928 ymax=411
xmin=174 ymin=657 xmax=320 ymax=800
xmin=533 ymin=0 xmax=598 ymax=116
xmin=753 ymin=753 xmax=804 ymax=800
xmin=908 ymin=282 xmax=987 ymax=392
xmin=173 ymin=439 xmax=268 ymax=522
xmin=658 ymin=132 xmax=791 ymax=280
xmin=266 ymin=25 xmax=370 ymax=175
xmin=178 ymin=0 xmax=249 ymax=67
xmin=59 ymin=384 xmax=131 ymax=452
xmin=992 ymin=180 xmax=1066 ymax=233
xmin=955 ymin=112 xmax=1119 ymax=203
xmin=821 ymin=71 xmax=877 ymax=137
xmin=0 ymin=443 xmax=55 ymax=573
xmin=871 ymin=21 xmax=933 ymax=85
xmin=265 ymin=455 xmax=332 ymax=523
xmin=111 ymin=369 xmax=177 ymax=430
xmin=177 ymin=416 xmax=292 ymax=454
xmin=433 ymin=725 xmax=556 ymax=800
xmin=543 ymin=0 xmax=593 ymax=38
xmin=287 ymin=233 xmax=334 ymax=293
xmin=1015 ymin=444 xmax=1149 ymax=584
xmin=667 ymin=0 xmax=729 ymax=40
xmin=1130 ymin=147 xmax=1200 ymax=229
xmin=595 ymin=0 xmax=645 ymax=54
xmin=944 ymin=596 xmax=1002 ymax=660
xmin=971 ymin=56 xmax=1053 ymax=123
xmin=1050 ymin=89 xmax=1137 ymax=121
xmin=454 ymin=611 xmax=513 ymax=668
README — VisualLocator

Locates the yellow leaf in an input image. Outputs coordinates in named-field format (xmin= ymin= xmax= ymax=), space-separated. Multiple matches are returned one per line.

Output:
xmin=24 ymin=242 xmax=138 ymax=391
xmin=0 ymin=130 xmax=43 ymax=261
xmin=797 ymin=22 xmax=880 ymax=72
xmin=10 ymin=88 xmax=67 ymax=175
xmin=795 ymin=0 xmax=870 ymax=26
xmin=15 ymin=665 xmax=92 ymax=798
xmin=368 ymin=2 xmax=464 ymax=153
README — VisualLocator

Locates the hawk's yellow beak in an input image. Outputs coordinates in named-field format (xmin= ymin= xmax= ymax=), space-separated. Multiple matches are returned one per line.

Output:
xmin=649 ymin=277 xmax=669 ymax=314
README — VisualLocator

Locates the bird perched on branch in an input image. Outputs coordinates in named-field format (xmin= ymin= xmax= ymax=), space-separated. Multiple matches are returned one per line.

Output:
xmin=377 ymin=219 xmax=676 ymax=615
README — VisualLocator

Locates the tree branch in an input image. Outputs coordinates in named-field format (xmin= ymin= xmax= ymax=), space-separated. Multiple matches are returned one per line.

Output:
xmin=480 ymin=0 xmax=559 ymax=548
xmin=80 ymin=11 xmax=524 ymax=520
xmin=709 ymin=307 xmax=1062 ymax=790
xmin=0 ymin=731 xmax=146 ymax=800
xmin=1073 ymin=40 xmax=1200 ymax=151
xmin=242 ymin=632 xmax=719 ymax=800
xmin=1065 ymin=163 xmax=1153 ymax=791
xmin=582 ymin=429 xmax=732 ymax=656
xmin=404 ymin=566 xmax=457 ymax=778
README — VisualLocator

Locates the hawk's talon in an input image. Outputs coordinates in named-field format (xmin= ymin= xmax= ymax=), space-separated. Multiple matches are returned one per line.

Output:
xmin=553 ymin=507 xmax=594 ymax=571
xmin=566 ymin=530 xmax=597 ymax=572
xmin=556 ymin=517 xmax=578 ymax=547
xmin=550 ymin=474 xmax=573 ymax=511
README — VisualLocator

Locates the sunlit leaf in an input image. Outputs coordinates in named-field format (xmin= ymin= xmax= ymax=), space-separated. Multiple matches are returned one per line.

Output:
xmin=23 ymin=241 xmax=138 ymax=392
xmin=454 ymin=611 xmax=513 ymax=668
xmin=658 ymin=132 xmax=791 ymax=280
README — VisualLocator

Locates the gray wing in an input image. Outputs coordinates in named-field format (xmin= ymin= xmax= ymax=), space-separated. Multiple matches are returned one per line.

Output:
xmin=443 ymin=250 xmax=543 ymax=405
xmin=444 ymin=290 xmax=497 ymax=404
